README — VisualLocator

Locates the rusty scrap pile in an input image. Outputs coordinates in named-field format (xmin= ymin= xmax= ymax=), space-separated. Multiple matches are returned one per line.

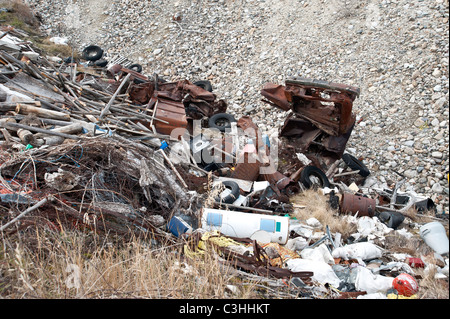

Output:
xmin=1 ymin=32 xmax=448 ymax=299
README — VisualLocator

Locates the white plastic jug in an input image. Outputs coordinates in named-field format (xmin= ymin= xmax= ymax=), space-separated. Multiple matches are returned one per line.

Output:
xmin=419 ymin=222 xmax=449 ymax=255
xmin=201 ymin=208 xmax=290 ymax=244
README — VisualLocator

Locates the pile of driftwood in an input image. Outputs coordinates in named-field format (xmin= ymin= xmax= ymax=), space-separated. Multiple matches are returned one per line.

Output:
xmin=0 ymin=30 xmax=208 ymax=240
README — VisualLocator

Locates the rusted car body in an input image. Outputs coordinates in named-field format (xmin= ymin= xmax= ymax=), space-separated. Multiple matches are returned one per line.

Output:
xmin=261 ymin=77 xmax=360 ymax=137
xmin=261 ymin=77 xmax=360 ymax=170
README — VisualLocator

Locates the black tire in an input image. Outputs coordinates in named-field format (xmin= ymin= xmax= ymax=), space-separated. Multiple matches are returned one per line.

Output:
xmin=300 ymin=166 xmax=330 ymax=189
xmin=129 ymin=63 xmax=143 ymax=73
xmin=94 ymin=59 xmax=108 ymax=67
xmin=342 ymin=153 xmax=370 ymax=177
xmin=82 ymin=45 xmax=104 ymax=61
xmin=216 ymin=180 xmax=240 ymax=204
xmin=208 ymin=113 xmax=236 ymax=132
xmin=194 ymin=80 xmax=213 ymax=92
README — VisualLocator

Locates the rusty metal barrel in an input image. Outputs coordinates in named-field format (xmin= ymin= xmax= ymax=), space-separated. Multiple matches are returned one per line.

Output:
xmin=340 ymin=193 xmax=376 ymax=217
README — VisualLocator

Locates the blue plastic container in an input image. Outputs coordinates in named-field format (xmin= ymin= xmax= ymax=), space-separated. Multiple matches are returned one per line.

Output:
xmin=167 ymin=216 xmax=193 ymax=238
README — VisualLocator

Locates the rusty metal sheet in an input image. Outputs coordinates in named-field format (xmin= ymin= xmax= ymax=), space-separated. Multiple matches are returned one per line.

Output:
xmin=279 ymin=115 xmax=321 ymax=151
xmin=107 ymin=64 xmax=149 ymax=82
xmin=261 ymin=171 xmax=293 ymax=190
xmin=128 ymin=82 xmax=155 ymax=105
xmin=262 ymin=77 xmax=359 ymax=137
xmin=231 ymin=153 xmax=262 ymax=181
xmin=153 ymin=98 xmax=187 ymax=136
xmin=183 ymin=82 xmax=216 ymax=102
xmin=260 ymin=83 xmax=291 ymax=111
xmin=286 ymin=77 xmax=360 ymax=98
xmin=321 ymin=122 xmax=354 ymax=155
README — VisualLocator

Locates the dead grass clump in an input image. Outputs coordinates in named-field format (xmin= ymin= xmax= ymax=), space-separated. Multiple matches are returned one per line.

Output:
xmin=33 ymin=38 xmax=77 ymax=58
xmin=383 ymin=232 xmax=433 ymax=256
xmin=0 ymin=225 xmax=258 ymax=299
xmin=415 ymin=266 xmax=449 ymax=299
xmin=290 ymin=189 xmax=357 ymax=238
xmin=0 ymin=0 xmax=40 ymax=31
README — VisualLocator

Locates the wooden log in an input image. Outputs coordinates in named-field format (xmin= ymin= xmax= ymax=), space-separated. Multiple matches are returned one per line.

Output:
xmin=158 ymin=149 xmax=188 ymax=188
xmin=35 ymin=97 xmax=70 ymax=114
xmin=34 ymin=122 xmax=83 ymax=138
xmin=1 ymin=122 xmax=81 ymax=140
xmin=42 ymin=136 xmax=65 ymax=146
xmin=16 ymin=128 xmax=36 ymax=145
xmin=15 ymin=103 xmax=71 ymax=121
xmin=0 ymin=118 xmax=17 ymax=130
xmin=14 ymin=115 xmax=73 ymax=127
xmin=0 ymin=101 xmax=41 ymax=112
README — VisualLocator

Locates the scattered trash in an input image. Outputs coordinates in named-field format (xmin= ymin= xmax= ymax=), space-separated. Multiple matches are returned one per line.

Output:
xmin=0 ymin=31 xmax=448 ymax=299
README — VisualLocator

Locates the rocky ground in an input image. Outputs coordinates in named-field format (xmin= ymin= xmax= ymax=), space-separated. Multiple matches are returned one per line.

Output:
xmin=25 ymin=0 xmax=449 ymax=212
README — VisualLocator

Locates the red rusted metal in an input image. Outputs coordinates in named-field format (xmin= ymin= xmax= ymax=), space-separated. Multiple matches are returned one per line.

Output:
xmin=261 ymin=77 xmax=360 ymax=137
xmin=260 ymin=83 xmax=291 ymax=111
xmin=284 ymin=78 xmax=359 ymax=137
xmin=153 ymin=98 xmax=188 ymax=136
xmin=340 ymin=193 xmax=376 ymax=217
xmin=231 ymin=153 xmax=262 ymax=181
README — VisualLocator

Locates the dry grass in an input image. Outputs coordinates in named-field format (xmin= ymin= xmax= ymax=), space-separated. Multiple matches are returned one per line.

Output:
xmin=290 ymin=189 xmax=357 ymax=239
xmin=416 ymin=266 xmax=449 ymax=299
xmin=0 ymin=0 xmax=40 ymax=34
xmin=0 ymin=225 xmax=260 ymax=299
xmin=34 ymin=38 xmax=77 ymax=58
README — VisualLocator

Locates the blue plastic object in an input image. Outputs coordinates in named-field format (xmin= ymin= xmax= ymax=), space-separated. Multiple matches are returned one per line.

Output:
xmin=167 ymin=216 xmax=192 ymax=238
xmin=160 ymin=140 xmax=168 ymax=150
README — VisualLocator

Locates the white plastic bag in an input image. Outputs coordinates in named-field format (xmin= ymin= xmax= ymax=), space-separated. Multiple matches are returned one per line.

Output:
xmin=354 ymin=266 xmax=394 ymax=294
xmin=286 ymin=259 xmax=341 ymax=287
xmin=332 ymin=242 xmax=383 ymax=261
xmin=300 ymin=243 xmax=335 ymax=265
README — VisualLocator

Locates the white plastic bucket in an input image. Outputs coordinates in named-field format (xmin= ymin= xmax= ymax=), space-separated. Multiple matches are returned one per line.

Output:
xmin=201 ymin=208 xmax=290 ymax=244
xmin=419 ymin=222 xmax=449 ymax=255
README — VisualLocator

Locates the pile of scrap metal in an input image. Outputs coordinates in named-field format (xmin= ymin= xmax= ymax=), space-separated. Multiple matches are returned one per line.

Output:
xmin=261 ymin=77 xmax=360 ymax=182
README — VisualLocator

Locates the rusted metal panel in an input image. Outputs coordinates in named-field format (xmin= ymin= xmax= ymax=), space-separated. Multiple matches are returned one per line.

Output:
xmin=128 ymin=82 xmax=155 ymax=105
xmin=262 ymin=77 xmax=360 ymax=137
xmin=231 ymin=153 xmax=262 ymax=181
xmin=260 ymin=83 xmax=291 ymax=111
xmin=153 ymin=98 xmax=188 ymax=136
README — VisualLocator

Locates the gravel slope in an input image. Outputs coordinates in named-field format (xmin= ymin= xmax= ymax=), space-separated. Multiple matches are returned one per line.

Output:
xmin=27 ymin=0 xmax=449 ymax=212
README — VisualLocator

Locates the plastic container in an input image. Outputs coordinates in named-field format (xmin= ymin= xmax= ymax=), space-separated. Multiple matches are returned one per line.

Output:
xmin=378 ymin=211 xmax=405 ymax=229
xmin=201 ymin=208 xmax=290 ymax=244
xmin=419 ymin=222 xmax=449 ymax=255
xmin=167 ymin=216 xmax=193 ymax=238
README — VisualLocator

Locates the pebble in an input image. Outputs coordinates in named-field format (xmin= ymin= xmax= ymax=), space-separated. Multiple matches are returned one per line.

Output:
xmin=27 ymin=0 xmax=449 ymax=208
xmin=432 ymin=183 xmax=444 ymax=194
xmin=432 ymin=151 xmax=443 ymax=159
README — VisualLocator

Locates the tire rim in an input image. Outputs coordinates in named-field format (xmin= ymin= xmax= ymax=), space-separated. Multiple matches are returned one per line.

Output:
xmin=215 ymin=118 xmax=229 ymax=128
